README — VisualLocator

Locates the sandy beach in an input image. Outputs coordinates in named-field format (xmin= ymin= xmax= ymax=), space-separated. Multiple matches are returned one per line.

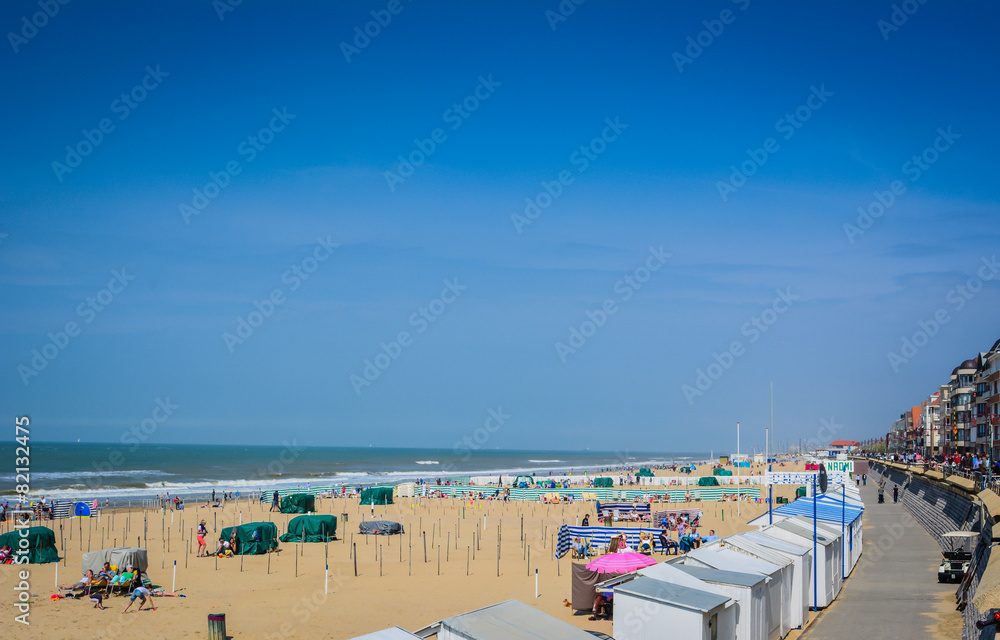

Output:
xmin=2 ymin=462 xmax=802 ymax=639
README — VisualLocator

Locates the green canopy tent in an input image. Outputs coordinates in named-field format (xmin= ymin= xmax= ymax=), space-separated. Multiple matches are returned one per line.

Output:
xmin=593 ymin=477 xmax=614 ymax=488
xmin=513 ymin=475 xmax=534 ymax=487
xmin=637 ymin=468 xmax=655 ymax=478
xmin=0 ymin=526 xmax=59 ymax=564
xmin=359 ymin=487 xmax=394 ymax=505
xmin=220 ymin=522 xmax=279 ymax=555
xmin=697 ymin=476 xmax=720 ymax=487
xmin=280 ymin=493 xmax=315 ymax=514
xmin=713 ymin=468 xmax=733 ymax=476
xmin=279 ymin=515 xmax=337 ymax=542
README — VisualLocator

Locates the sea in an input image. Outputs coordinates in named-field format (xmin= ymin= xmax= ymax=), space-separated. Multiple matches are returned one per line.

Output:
xmin=0 ymin=443 xmax=709 ymax=504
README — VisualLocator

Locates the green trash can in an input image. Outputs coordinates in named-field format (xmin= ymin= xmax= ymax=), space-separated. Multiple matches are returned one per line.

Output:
xmin=795 ymin=487 xmax=807 ymax=498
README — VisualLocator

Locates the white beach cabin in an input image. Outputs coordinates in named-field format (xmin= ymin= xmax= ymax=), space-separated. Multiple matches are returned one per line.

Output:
xmin=759 ymin=517 xmax=842 ymax=608
xmin=674 ymin=545 xmax=788 ymax=640
xmin=728 ymin=531 xmax=812 ymax=630
xmin=644 ymin=562 xmax=768 ymax=640
xmin=613 ymin=576 xmax=735 ymax=640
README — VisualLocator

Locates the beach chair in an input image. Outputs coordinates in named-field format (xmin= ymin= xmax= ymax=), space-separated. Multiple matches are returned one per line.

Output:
xmin=106 ymin=572 xmax=140 ymax=597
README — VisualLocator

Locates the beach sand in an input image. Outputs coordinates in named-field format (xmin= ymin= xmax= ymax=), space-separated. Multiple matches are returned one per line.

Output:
xmin=2 ymin=462 xmax=802 ymax=639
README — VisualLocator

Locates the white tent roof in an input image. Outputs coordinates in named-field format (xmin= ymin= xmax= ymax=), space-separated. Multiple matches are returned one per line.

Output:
xmin=438 ymin=600 xmax=596 ymax=640
xmin=349 ymin=628 xmax=420 ymax=639
xmin=616 ymin=576 xmax=731 ymax=613
xmin=738 ymin=530 xmax=810 ymax=556
xmin=683 ymin=546 xmax=781 ymax=578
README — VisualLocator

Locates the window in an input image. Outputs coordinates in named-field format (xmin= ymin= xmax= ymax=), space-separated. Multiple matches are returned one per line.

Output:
xmin=978 ymin=424 xmax=987 ymax=438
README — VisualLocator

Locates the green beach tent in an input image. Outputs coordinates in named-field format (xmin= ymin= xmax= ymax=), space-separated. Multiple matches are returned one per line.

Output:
xmin=513 ymin=475 xmax=534 ymax=487
xmin=713 ymin=468 xmax=733 ymax=476
xmin=637 ymin=468 xmax=655 ymax=478
xmin=279 ymin=515 xmax=337 ymax=542
xmin=593 ymin=477 xmax=614 ymax=488
xmin=0 ymin=526 xmax=59 ymax=564
xmin=697 ymin=476 xmax=720 ymax=487
xmin=220 ymin=522 xmax=279 ymax=555
xmin=359 ymin=487 xmax=394 ymax=505
xmin=280 ymin=493 xmax=316 ymax=514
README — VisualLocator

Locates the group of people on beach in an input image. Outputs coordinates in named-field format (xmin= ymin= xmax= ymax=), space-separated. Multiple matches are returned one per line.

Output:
xmin=56 ymin=562 xmax=181 ymax=612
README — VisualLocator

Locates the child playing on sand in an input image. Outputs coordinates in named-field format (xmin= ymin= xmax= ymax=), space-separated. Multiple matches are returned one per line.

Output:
xmin=122 ymin=586 xmax=155 ymax=613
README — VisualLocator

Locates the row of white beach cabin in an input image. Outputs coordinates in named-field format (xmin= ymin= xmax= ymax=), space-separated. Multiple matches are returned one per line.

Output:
xmin=346 ymin=484 xmax=864 ymax=640
xmin=608 ymin=482 xmax=863 ymax=640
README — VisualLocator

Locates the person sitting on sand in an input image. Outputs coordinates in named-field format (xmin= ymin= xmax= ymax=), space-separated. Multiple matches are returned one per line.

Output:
xmin=122 ymin=586 xmax=155 ymax=613
xmin=702 ymin=529 xmax=719 ymax=543
xmin=90 ymin=592 xmax=105 ymax=610
xmin=229 ymin=530 xmax=239 ymax=554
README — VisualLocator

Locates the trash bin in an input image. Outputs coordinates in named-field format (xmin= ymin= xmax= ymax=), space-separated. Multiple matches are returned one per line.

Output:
xmin=795 ymin=487 xmax=807 ymax=498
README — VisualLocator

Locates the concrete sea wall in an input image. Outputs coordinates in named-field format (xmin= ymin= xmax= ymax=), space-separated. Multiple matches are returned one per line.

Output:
xmin=869 ymin=461 xmax=995 ymax=640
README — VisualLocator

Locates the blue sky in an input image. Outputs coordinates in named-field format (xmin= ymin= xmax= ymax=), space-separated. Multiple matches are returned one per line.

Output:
xmin=1 ymin=0 xmax=998 ymax=451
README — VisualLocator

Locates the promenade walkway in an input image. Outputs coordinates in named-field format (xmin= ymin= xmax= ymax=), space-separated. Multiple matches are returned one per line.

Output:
xmin=801 ymin=480 xmax=962 ymax=640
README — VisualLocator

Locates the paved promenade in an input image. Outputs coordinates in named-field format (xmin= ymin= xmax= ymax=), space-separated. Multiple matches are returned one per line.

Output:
xmin=801 ymin=480 xmax=962 ymax=640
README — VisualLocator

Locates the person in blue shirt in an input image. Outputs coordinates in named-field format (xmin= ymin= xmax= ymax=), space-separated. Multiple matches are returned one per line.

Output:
xmin=702 ymin=529 xmax=720 ymax=543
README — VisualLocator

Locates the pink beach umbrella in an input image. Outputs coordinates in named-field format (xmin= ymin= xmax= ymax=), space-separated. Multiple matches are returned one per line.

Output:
xmin=586 ymin=552 xmax=658 ymax=574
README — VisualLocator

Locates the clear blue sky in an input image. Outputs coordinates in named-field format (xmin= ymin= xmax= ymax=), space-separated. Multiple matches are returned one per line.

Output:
xmin=1 ymin=0 xmax=998 ymax=451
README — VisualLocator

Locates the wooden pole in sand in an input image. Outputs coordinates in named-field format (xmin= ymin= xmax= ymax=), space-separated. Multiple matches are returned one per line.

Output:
xmin=353 ymin=544 xmax=357 ymax=577
xmin=423 ymin=532 xmax=427 ymax=563
xmin=446 ymin=533 xmax=450 ymax=561
xmin=437 ymin=547 xmax=440 ymax=575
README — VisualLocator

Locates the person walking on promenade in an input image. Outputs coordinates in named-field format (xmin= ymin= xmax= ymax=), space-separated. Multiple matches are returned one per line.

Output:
xmin=893 ymin=485 xmax=899 ymax=503
xmin=878 ymin=484 xmax=884 ymax=503
xmin=862 ymin=473 xmax=867 ymax=486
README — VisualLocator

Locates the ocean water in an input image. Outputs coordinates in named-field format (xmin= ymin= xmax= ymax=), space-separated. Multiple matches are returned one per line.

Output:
xmin=0 ymin=443 xmax=707 ymax=502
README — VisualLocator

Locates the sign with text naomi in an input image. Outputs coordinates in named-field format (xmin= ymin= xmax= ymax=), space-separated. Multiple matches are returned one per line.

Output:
xmin=824 ymin=460 xmax=853 ymax=475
